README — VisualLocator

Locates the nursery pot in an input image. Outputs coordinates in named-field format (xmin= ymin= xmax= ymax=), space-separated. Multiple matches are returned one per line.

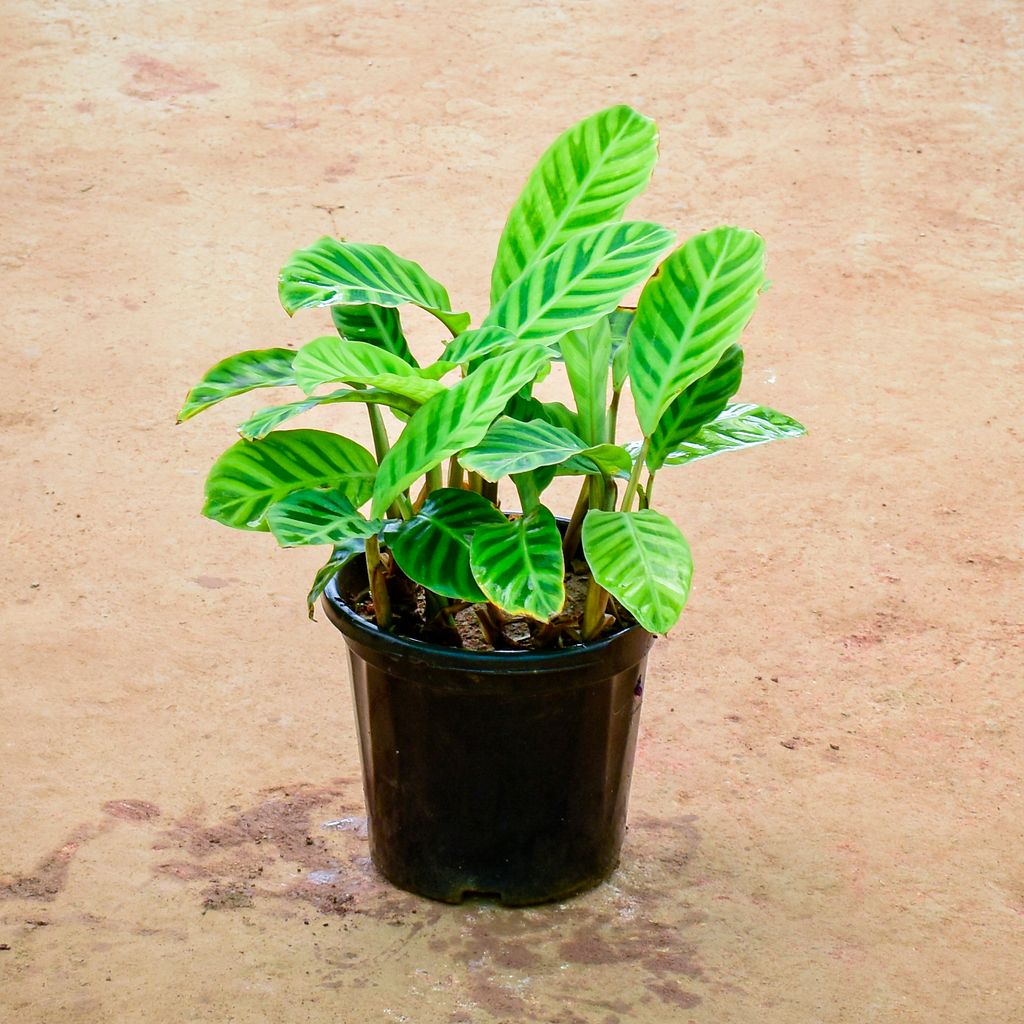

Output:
xmin=322 ymin=557 xmax=655 ymax=906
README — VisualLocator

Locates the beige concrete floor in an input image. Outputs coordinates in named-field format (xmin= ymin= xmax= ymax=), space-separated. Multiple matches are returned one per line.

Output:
xmin=2 ymin=1 xmax=1022 ymax=1021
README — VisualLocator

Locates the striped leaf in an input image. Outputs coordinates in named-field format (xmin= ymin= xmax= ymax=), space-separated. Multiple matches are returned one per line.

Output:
xmin=388 ymin=488 xmax=505 ymax=601
xmin=557 ymin=443 xmax=633 ymax=477
xmin=371 ymin=345 xmax=550 ymax=518
xmin=279 ymin=237 xmax=470 ymax=335
xmin=653 ymin=403 xmax=806 ymax=468
xmin=484 ymin=221 xmax=675 ymax=345
xmin=307 ymin=539 xmax=365 ymax=620
xmin=460 ymin=417 xmax=628 ymax=482
xmin=293 ymin=337 xmax=448 ymax=404
xmin=560 ymin=318 xmax=612 ymax=444
xmin=629 ymin=227 xmax=765 ymax=435
xmin=608 ymin=306 xmax=634 ymax=391
xmin=470 ymin=506 xmax=565 ymax=620
xmin=490 ymin=106 xmax=659 ymax=303
xmin=442 ymin=326 xmax=517 ymax=365
xmin=647 ymin=345 xmax=744 ymax=470
xmin=177 ymin=349 xmax=296 ymax=422
xmin=460 ymin=418 xmax=587 ymax=480
xmin=203 ymin=429 xmax=377 ymax=531
xmin=505 ymin=393 xmax=581 ymax=436
xmin=266 ymin=488 xmax=382 ymax=547
xmin=332 ymin=304 xmax=417 ymax=366
xmin=582 ymin=509 xmax=692 ymax=634
xmin=237 ymin=388 xmax=417 ymax=441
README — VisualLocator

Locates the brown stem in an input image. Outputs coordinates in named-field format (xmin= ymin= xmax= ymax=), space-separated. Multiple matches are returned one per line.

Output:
xmin=364 ymin=535 xmax=392 ymax=630
xmin=562 ymin=478 xmax=591 ymax=561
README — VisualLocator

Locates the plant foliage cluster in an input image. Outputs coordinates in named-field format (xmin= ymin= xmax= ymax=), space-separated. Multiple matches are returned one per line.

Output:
xmin=179 ymin=106 xmax=804 ymax=644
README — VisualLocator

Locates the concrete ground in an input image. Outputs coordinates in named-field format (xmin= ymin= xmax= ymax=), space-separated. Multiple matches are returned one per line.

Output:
xmin=2 ymin=1 xmax=1022 ymax=1021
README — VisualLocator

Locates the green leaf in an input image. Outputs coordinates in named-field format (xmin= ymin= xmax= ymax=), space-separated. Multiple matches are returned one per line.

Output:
xmin=505 ymin=395 xmax=581 ymax=436
xmin=371 ymin=345 xmax=550 ymax=518
xmin=442 ymin=326 xmax=517 ymax=365
xmin=629 ymin=227 xmax=765 ymax=435
xmin=470 ymin=506 xmax=565 ymax=620
xmin=484 ymin=221 xmax=675 ymax=344
xmin=557 ymin=443 xmax=633 ymax=477
xmin=582 ymin=509 xmax=692 ymax=633
xmin=307 ymin=539 xmax=365 ymax=620
xmin=459 ymin=417 xmax=629 ymax=483
xmin=203 ymin=430 xmax=377 ymax=531
xmin=559 ymin=318 xmax=611 ymax=444
xmin=237 ymin=388 xmax=417 ymax=441
xmin=332 ymin=304 xmax=417 ymax=367
xmin=293 ymin=337 xmax=448 ymax=404
xmin=490 ymin=105 xmax=659 ymax=303
xmin=608 ymin=306 xmax=634 ymax=391
xmin=266 ymin=488 xmax=382 ymax=547
xmin=279 ymin=237 xmax=470 ymax=335
xmin=177 ymin=349 xmax=296 ymax=422
xmin=388 ymin=488 xmax=506 ymax=602
xmin=651 ymin=403 xmax=806 ymax=467
xmin=460 ymin=418 xmax=589 ymax=481
xmin=647 ymin=345 xmax=744 ymax=470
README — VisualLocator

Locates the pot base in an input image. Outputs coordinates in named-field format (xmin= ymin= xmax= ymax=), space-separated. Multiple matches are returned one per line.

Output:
xmin=325 ymin=560 xmax=653 ymax=906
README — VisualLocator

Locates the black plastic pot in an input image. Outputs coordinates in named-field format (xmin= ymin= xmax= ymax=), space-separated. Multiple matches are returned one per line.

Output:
xmin=322 ymin=558 xmax=655 ymax=906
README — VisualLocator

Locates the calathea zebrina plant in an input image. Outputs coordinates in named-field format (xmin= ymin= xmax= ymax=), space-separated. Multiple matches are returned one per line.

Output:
xmin=178 ymin=105 xmax=804 ymax=647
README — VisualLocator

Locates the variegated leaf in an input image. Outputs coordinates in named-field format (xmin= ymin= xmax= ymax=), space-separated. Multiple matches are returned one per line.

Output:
xmin=608 ymin=306 xmax=634 ymax=391
xmin=647 ymin=345 xmax=744 ymax=470
xmin=266 ymin=488 xmax=382 ymax=547
xmin=560 ymin=318 xmax=612 ymax=444
xmin=332 ymin=304 xmax=417 ymax=366
xmin=652 ymin=403 xmax=806 ymax=467
xmin=203 ymin=430 xmax=377 ymax=531
xmin=470 ymin=506 xmax=565 ymax=620
xmin=307 ymin=539 xmax=365 ymax=620
xmin=177 ymin=349 xmax=296 ymax=422
xmin=387 ymin=488 xmax=505 ymax=602
xmin=582 ymin=509 xmax=692 ymax=633
xmin=442 ymin=326 xmax=517 ymax=365
xmin=484 ymin=221 xmax=675 ymax=344
xmin=293 ymin=337 xmax=448 ymax=404
xmin=460 ymin=417 xmax=628 ymax=482
xmin=371 ymin=345 xmax=550 ymax=518
xmin=629 ymin=227 xmax=765 ymax=435
xmin=490 ymin=106 xmax=659 ymax=302
xmin=279 ymin=237 xmax=470 ymax=335
xmin=237 ymin=388 xmax=417 ymax=441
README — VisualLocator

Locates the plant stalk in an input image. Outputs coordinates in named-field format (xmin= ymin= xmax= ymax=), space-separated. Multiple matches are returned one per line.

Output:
xmin=581 ymin=576 xmax=610 ymax=641
xmin=607 ymin=387 xmax=623 ymax=444
xmin=364 ymin=535 xmax=392 ymax=631
xmin=447 ymin=454 xmax=464 ymax=490
xmin=367 ymin=405 xmax=391 ymax=462
xmin=620 ymin=438 xmax=650 ymax=512
xmin=425 ymin=464 xmax=443 ymax=496
xmin=562 ymin=478 xmax=591 ymax=561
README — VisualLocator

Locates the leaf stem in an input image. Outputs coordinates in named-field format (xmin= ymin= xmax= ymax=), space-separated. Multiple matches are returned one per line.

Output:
xmin=621 ymin=438 xmax=650 ymax=511
xmin=608 ymin=387 xmax=622 ymax=444
xmin=513 ymin=473 xmax=540 ymax=513
xmin=425 ymin=464 xmax=443 ymax=496
xmin=367 ymin=405 xmax=391 ymax=462
xmin=581 ymin=576 xmax=610 ymax=641
xmin=364 ymin=535 xmax=392 ymax=630
xmin=562 ymin=478 xmax=591 ymax=561
xmin=447 ymin=454 xmax=464 ymax=490
xmin=644 ymin=471 xmax=656 ymax=508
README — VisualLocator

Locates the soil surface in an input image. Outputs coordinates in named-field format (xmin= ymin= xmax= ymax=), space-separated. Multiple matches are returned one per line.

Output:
xmin=2 ymin=2 xmax=1022 ymax=1022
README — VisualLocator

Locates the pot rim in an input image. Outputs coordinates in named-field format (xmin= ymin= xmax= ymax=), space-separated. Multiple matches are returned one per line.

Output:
xmin=322 ymin=574 xmax=654 ymax=677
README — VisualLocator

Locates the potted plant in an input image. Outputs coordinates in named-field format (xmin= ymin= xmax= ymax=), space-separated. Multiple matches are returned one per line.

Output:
xmin=178 ymin=105 xmax=805 ymax=905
